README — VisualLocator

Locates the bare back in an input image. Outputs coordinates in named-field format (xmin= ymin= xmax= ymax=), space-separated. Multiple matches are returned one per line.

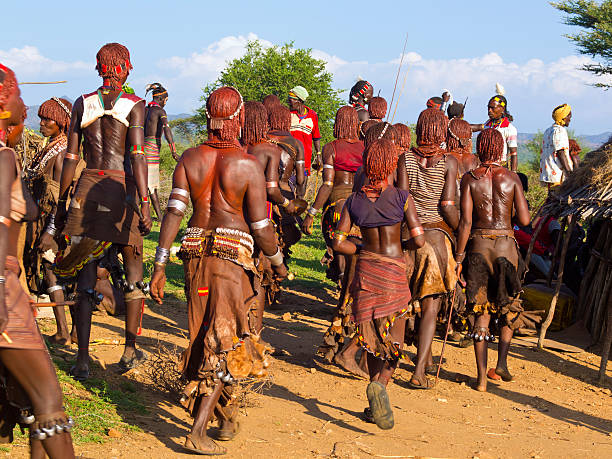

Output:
xmin=175 ymin=145 xmax=266 ymax=232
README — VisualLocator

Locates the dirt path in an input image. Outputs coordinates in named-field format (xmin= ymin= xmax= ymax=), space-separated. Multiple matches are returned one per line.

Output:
xmin=8 ymin=284 xmax=612 ymax=459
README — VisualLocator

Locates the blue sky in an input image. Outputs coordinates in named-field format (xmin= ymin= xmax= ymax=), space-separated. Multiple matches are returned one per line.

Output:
xmin=3 ymin=1 xmax=610 ymax=134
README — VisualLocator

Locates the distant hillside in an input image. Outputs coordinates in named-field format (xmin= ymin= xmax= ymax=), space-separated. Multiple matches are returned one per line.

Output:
xmin=517 ymin=132 xmax=611 ymax=150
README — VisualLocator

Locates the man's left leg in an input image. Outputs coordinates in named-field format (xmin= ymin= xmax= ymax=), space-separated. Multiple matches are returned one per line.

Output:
xmin=495 ymin=324 xmax=514 ymax=381
xmin=150 ymin=188 xmax=162 ymax=222
xmin=119 ymin=244 xmax=147 ymax=367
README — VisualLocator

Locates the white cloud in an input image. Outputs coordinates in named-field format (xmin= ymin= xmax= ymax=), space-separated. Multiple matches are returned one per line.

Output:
xmin=0 ymin=46 xmax=88 ymax=76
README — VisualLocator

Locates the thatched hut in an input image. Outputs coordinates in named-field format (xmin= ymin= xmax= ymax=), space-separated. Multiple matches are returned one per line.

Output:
xmin=541 ymin=140 xmax=612 ymax=384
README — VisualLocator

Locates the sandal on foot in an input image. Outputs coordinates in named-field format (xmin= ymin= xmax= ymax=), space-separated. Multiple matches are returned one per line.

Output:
xmin=366 ymin=381 xmax=394 ymax=430
xmin=69 ymin=365 xmax=89 ymax=382
xmin=363 ymin=407 xmax=375 ymax=424
xmin=487 ymin=368 xmax=501 ymax=381
xmin=184 ymin=436 xmax=226 ymax=456
xmin=117 ymin=349 xmax=148 ymax=373
xmin=215 ymin=421 xmax=240 ymax=441
xmin=408 ymin=376 xmax=434 ymax=390
xmin=495 ymin=367 xmax=513 ymax=382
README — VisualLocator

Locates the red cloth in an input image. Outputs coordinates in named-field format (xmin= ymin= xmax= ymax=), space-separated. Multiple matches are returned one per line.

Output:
xmin=333 ymin=139 xmax=364 ymax=173
xmin=290 ymin=106 xmax=320 ymax=171
xmin=514 ymin=226 xmax=547 ymax=256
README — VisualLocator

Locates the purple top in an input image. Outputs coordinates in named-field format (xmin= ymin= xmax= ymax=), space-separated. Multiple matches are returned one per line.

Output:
xmin=346 ymin=186 xmax=410 ymax=228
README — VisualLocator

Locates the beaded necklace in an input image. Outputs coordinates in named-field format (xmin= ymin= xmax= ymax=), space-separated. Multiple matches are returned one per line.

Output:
xmin=204 ymin=139 xmax=241 ymax=149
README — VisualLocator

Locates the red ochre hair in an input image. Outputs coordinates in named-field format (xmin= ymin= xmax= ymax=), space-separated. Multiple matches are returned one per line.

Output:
xmin=476 ymin=128 xmax=504 ymax=163
xmin=333 ymin=106 xmax=359 ymax=140
xmin=393 ymin=123 xmax=412 ymax=151
xmin=365 ymin=138 xmax=397 ymax=185
xmin=38 ymin=98 xmax=73 ymax=133
xmin=262 ymin=94 xmax=281 ymax=112
xmin=268 ymin=104 xmax=291 ymax=131
xmin=368 ymin=96 xmax=387 ymax=119
xmin=0 ymin=63 xmax=18 ymax=110
xmin=96 ymin=43 xmax=132 ymax=88
xmin=206 ymin=86 xmax=244 ymax=140
xmin=446 ymin=118 xmax=472 ymax=155
xmin=416 ymin=108 xmax=448 ymax=146
xmin=242 ymin=101 xmax=269 ymax=146
xmin=364 ymin=121 xmax=397 ymax=149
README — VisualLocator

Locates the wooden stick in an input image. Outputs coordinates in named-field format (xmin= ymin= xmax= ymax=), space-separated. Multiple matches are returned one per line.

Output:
xmin=598 ymin=298 xmax=612 ymax=384
xmin=547 ymin=217 xmax=565 ymax=288
xmin=522 ymin=208 xmax=545 ymax=282
xmin=386 ymin=33 xmax=409 ymax=122
xmin=390 ymin=66 xmax=410 ymax=124
xmin=19 ymin=81 xmax=67 ymax=85
xmin=30 ymin=301 xmax=76 ymax=308
xmin=2 ymin=332 xmax=12 ymax=344
xmin=538 ymin=215 xmax=575 ymax=349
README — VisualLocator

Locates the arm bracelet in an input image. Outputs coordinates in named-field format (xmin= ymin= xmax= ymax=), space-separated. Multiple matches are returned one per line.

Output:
xmin=167 ymin=199 xmax=187 ymax=215
xmin=155 ymin=246 xmax=170 ymax=265
xmin=65 ymin=153 xmax=80 ymax=161
xmin=307 ymin=206 xmax=319 ymax=217
xmin=440 ymin=200 xmax=455 ymax=206
xmin=266 ymin=181 xmax=279 ymax=189
xmin=0 ymin=276 xmax=5 ymax=284
xmin=296 ymin=160 xmax=305 ymax=165
xmin=0 ymin=216 xmax=11 ymax=227
xmin=410 ymin=226 xmax=424 ymax=237
xmin=250 ymin=218 xmax=270 ymax=231
xmin=322 ymin=164 xmax=334 ymax=170
xmin=323 ymin=181 xmax=333 ymax=186
xmin=171 ymin=188 xmax=190 ymax=198
xmin=266 ymin=248 xmax=284 ymax=266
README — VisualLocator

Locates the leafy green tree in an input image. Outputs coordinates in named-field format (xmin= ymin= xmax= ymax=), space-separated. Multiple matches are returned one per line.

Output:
xmin=552 ymin=0 xmax=612 ymax=87
xmin=195 ymin=40 xmax=344 ymax=144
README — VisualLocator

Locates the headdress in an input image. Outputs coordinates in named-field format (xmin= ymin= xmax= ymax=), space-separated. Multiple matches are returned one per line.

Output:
xmin=552 ymin=104 xmax=571 ymax=126
xmin=145 ymin=82 xmax=168 ymax=99
xmin=205 ymin=86 xmax=244 ymax=131
xmin=350 ymin=79 xmax=372 ymax=104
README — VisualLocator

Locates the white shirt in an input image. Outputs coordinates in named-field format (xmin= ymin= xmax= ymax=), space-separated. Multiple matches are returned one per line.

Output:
xmin=484 ymin=117 xmax=517 ymax=162
xmin=540 ymin=123 xmax=571 ymax=184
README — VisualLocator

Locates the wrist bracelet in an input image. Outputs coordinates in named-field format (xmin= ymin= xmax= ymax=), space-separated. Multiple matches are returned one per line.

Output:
xmin=45 ymin=225 xmax=57 ymax=236
xmin=155 ymin=246 xmax=170 ymax=265
xmin=307 ymin=206 xmax=319 ymax=217
xmin=410 ymin=226 xmax=424 ymax=237
xmin=0 ymin=216 xmax=11 ymax=228
xmin=280 ymin=197 xmax=290 ymax=208
xmin=0 ymin=276 xmax=5 ymax=284
xmin=266 ymin=248 xmax=284 ymax=266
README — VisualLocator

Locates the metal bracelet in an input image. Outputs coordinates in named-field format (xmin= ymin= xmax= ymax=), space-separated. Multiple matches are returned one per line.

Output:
xmin=155 ymin=246 xmax=170 ymax=265
xmin=266 ymin=181 xmax=279 ymax=189
xmin=323 ymin=181 xmax=333 ymax=186
xmin=307 ymin=206 xmax=319 ymax=217
xmin=296 ymin=160 xmax=305 ymax=165
xmin=323 ymin=164 xmax=334 ymax=170
xmin=0 ymin=276 xmax=5 ymax=284
xmin=47 ymin=285 xmax=63 ymax=294
xmin=45 ymin=224 xmax=57 ymax=236
xmin=250 ymin=218 xmax=270 ymax=231
xmin=266 ymin=248 xmax=284 ymax=266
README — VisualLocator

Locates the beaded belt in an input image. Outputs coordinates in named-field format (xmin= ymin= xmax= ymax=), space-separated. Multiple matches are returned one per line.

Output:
xmin=179 ymin=227 xmax=256 ymax=271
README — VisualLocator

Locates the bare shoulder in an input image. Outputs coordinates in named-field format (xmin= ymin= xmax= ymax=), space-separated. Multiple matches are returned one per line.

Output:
xmin=445 ymin=153 xmax=459 ymax=168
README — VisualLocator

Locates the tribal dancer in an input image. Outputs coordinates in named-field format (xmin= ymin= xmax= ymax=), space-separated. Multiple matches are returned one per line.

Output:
xmin=472 ymin=87 xmax=518 ymax=171
xmin=243 ymin=101 xmax=299 ymax=306
xmin=349 ymin=79 xmax=373 ymax=122
xmin=144 ymin=82 xmax=178 ymax=220
xmin=306 ymin=106 xmax=366 ymax=377
xmin=23 ymin=97 xmax=76 ymax=345
xmin=397 ymin=108 xmax=459 ymax=389
xmin=0 ymin=62 xmax=75 ymax=459
xmin=150 ymin=86 xmax=287 ymax=455
xmin=54 ymin=43 xmax=152 ymax=380
xmin=456 ymin=128 xmax=531 ymax=392
xmin=333 ymin=138 xmax=424 ymax=429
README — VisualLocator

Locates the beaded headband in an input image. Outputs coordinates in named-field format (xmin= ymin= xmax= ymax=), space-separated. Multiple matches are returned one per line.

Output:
xmin=493 ymin=96 xmax=506 ymax=107
xmin=51 ymin=97 xmax=72 ymax=117
xmin=205 ymin=87 xmax=243 ymax=130
xmin=350 ymin=81 xmax=371 ymax=102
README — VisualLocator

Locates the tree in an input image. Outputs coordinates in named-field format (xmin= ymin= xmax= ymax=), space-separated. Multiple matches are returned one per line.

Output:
xmin=195 ymin=40 xmax=344 ymax=143
xmin=552 ymin=0 xmax=612 ymax=87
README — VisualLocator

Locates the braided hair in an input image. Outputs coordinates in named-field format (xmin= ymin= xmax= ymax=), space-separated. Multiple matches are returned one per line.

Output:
xmin=206 ymin=86 xmax=244 ymax=141
xmin=96 ymin=43 xmax=132 ymax=89
xmin=242 ymin=101 xmax=268 ymax=146
xmin=364 ymin=121 xmax=397 ymax=149
xmin=268 ymin=104 xmax=291 ymax=131
xmin=0 ymin=63 xmax=17 ymax=110
xmin=476 ymin=128 xmax=504 ymax=163
xmin=362 ymin=139 xmax=397 ymax=196
xmin=368 ymin=97 xmax=387 ymax=120
xmin=333 ymin=106 xmax=359 ymax=140
xmin=393 ymin=123 xmax=412 ymax=151
xmin=416 ymin=108 xmax=448 ymax=147
xmin=38 ymin=98 xmax=73 ymax=133
xmin=262 ymin=94 xmax=281 ymax=113
xmin=446 ymin=118 xmax=472 ymax=155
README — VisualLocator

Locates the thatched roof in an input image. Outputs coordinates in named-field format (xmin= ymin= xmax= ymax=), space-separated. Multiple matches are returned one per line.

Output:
xmin=542 ymin=140 xmax=612 ymax=220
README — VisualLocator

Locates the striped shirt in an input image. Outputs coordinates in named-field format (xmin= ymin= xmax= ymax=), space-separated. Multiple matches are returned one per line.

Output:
xmin=404 ymin=152 xmax=446 ymax=223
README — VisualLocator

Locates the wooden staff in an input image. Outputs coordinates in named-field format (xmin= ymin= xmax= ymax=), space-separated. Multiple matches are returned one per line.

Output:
xmin=435 ymin=284 xmax=458 ymax=385
xmin=390 ymin=66 xmax=410 ymax=124
xmin=538 ymin=214 xmax=575 ymax=349
xmin=19 ymin=81 xmax=67 ymax=85
xmin=522 ymin=207 xmax=545 ymax=283
xmin=31 ymin=300 xmax=76 ymax=308
xmin=547 ymin=216 xmax=565 ymax=288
